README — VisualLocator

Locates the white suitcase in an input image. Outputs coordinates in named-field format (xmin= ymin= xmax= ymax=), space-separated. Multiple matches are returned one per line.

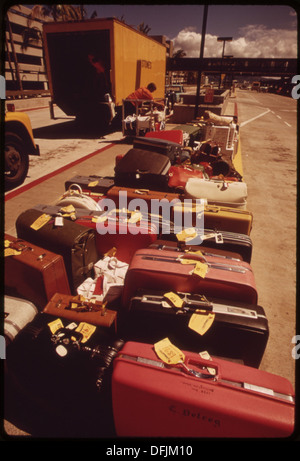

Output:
xmin=4 ymin=295 xmax=38 ymax=344
xmin=184 ymin=177 xmax=248 ymax=209
xmin=54 ymin=184 xmax=103 ymax=212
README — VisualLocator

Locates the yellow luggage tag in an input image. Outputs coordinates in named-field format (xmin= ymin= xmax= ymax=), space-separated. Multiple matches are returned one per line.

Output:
xmin=104 ymin=247 xmax=117 ymax=257
xmin=30 ymin=213 xmax=51 ymax=231
xmin=179 ymin=252 xmax=208 ymax=279
xmin=154 ymin=338 xmax=185 ymax=365
xmin=4 ymin=240 xmax=22 ymax=257
xmin=176 ymin=227 xmax=198 ymax=242
xmin=75 ymin=322 xmax=96 ymax=343
xmin=188 ymin=311 xmax=215 ymax=336
xmin=60 ymin=204 xmax=76 ymax=214
xmin=191 ymin=261 xmax=208 ymax=278
xmin=163 ymin=292 xmax=184 ymax=309
xmin=88 ymin=180 xmax=99 ymax=187
xmin=128 ymin=210 xmax=142 ymax=224
xmin=48 ymin=318 xmax=64 ymax=335
xmin=92 ymin=215 xmax=108 ymax=223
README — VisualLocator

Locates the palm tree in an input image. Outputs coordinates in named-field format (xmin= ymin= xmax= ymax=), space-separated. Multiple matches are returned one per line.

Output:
xmin=137 ymin=22 xmax=151 ymax=35
xmin=173 ymin=49 xmax=187 ymax=59
xmin=27 ymin=4 xmax=87 ymax=23
xmin=21 ymin=26 xmax=42 ymax=51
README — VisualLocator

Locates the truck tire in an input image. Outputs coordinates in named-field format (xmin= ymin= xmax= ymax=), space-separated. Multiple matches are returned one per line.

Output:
xmin=5 ymin=132 xmax=29 ymax=191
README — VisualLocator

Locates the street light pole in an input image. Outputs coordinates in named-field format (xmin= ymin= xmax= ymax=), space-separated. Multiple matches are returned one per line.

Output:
xmin=194 ymin=4 xmax=209 ymax=120
xmin=217 ymin=36 xmax=232 ymax=89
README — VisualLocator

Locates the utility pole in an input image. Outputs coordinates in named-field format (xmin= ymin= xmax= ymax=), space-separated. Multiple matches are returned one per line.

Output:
xmin=217 ymin=36 xmax=232 ymax=88
xmin=194 ymin=4 xmax=208 ymax=120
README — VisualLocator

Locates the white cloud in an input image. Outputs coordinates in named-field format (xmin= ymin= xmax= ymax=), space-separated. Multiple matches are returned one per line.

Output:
xmin=172 ymin=25 xmax=297 ymax=58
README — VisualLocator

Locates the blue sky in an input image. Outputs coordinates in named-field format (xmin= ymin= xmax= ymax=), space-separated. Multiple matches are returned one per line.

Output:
xmin=83 ymin=4 xmax=298 ymax=58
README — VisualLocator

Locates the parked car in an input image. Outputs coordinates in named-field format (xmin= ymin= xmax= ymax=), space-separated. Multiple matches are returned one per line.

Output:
xmin=251 ymin=82 xmax=260 ymax=92
xmin=5 ymin=110 xmax=40 ymax=191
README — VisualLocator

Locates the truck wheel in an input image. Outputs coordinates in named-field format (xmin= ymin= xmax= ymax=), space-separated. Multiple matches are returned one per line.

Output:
xmin=5 ymin=132 xmax=29 ymax=191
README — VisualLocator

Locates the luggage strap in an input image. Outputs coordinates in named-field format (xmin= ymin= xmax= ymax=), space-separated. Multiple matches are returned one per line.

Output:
xmin=139 ymin=253 xmax=251 ymax=274
xmin=118 ymin=354 xmax=294 ymax=404
xmin=134 ymin=293 xmax=263 ymax=320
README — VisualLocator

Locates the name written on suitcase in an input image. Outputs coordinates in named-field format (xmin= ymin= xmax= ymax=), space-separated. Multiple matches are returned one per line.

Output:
xmin=169 ymin=404 xmax=221 ymax=428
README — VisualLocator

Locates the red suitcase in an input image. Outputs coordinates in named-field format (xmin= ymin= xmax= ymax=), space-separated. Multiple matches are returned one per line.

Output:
xmin=168 ymin=164 xmax=207 ymax=190
xmin=122 ymin=248 xmax=257 ymax=307
xmin=112 ymin=341 xmax=295 ymax=438
xmin=5 ymin=234 xmax=71 ymax=310
xmin=76 ymin=212 xmax=158 ymax=264
xmin=145 ymin=129 xmax=184 ymax=145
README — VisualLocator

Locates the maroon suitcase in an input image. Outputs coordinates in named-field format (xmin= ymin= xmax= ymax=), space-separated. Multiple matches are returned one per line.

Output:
xmin=112 ymin=341 xmax=295 ymax=438
xmin=76 ymin=212 xmax=158 ymax=264
xmin=122 ymin=248 xmax=257 ymax=307
xmin=5 ymin=234 xmax=71 ymax=310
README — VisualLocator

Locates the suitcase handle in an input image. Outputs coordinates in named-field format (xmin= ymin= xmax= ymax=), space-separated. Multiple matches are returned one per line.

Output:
xmin=181 ymin=360 xmax=218 ymax=380
xmin=177 ymin=252 xmax=208 ymax=264
xmin=136 ymin=169 xmax=150 ymax=175
xmin=7 ymin=238 xmax=34 ymax=253
xmin=67 ymin=183 xmax=83 ymax=194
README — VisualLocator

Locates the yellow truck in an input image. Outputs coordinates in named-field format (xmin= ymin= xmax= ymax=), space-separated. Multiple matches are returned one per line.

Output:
xmin=5 ymin=110 xmax=40 ymax=190
xmin=43 ymin=18 xmax=167 ymax=127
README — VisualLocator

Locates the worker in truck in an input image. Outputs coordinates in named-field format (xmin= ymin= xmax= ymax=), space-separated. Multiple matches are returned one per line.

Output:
xmin=87 ymin=52 xmax=109 ymax=97
xmin=124 ymin=83 xmax=164 ymax=115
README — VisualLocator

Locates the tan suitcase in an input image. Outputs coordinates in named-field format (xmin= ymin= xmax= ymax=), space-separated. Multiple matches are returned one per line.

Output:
xmin=172 ymin=202 xmax=253 ymax=236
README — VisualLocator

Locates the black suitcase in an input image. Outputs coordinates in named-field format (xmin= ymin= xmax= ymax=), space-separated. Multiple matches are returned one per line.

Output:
xmin=114 ymin=148 xmax=171 ymax=190
xmin=133 ymin=136 xmax=185 ymax=164
xmin=119 ymin=289 xmax=269 ymax=368
xmin=33 ymin=203 xmax=105 ymax=220
xmin=160 ymin=225 xmax=253 ymax=263
xmin=16 ymin=208 xmax=99 ymax=293
xmin=200 ymin=228 xmax=253 ymax=263
xmin=5 ymin=312 xmax=124 ymax=437
xmin=65 ymin=175 xmax=115 ymax=195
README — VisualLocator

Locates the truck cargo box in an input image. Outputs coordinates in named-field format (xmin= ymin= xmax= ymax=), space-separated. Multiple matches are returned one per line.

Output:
xmin=43 ymin=18 xmax=166 ymax=125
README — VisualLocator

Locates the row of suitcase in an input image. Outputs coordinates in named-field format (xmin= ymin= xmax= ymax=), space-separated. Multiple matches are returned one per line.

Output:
xmin=113 ymin=134 xmax=247 ymax=209
xmin=4 ymin=127 xmax=295 ymax=438
xmin=4 ymin=219 xmax=295 ymax=438
xmin=4 ymin=296 xmax=295 ymax=438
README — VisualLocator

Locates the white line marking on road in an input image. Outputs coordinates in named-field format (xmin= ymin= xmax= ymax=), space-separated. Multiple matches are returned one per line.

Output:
xmin=284 ymin=121 xmax=292 ymax=127
xmin=240 ymin=109 xmax=271 ymax=127
xmin=276 ymin=115 xmax=282 ymax=119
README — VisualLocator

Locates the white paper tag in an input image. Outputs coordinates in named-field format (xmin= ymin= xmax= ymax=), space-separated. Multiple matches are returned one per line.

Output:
xmin=215 ymin=233 xmax=224 ymax=244
xmin=54 ymin=216 xmax=64 ymax=227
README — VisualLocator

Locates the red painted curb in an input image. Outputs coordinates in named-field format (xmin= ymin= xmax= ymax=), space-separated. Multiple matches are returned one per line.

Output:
xmin=5 ymin=143 xmax=114 ymax=201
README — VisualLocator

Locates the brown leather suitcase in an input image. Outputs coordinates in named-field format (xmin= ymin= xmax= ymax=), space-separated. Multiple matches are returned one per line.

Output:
xmin=43 ymin=293 xmax=117 ymax=330
xmin=15 ymin=208 xmax=99 ymax=293
xmin=5 ymin=234 xmax=71 ymax=310
xmin=106 ymin=185 xmax=181 ymax=209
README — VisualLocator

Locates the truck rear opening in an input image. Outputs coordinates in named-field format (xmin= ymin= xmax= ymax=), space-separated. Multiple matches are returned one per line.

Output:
xmin=45 ymin=29 xmax=111 ymax=121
